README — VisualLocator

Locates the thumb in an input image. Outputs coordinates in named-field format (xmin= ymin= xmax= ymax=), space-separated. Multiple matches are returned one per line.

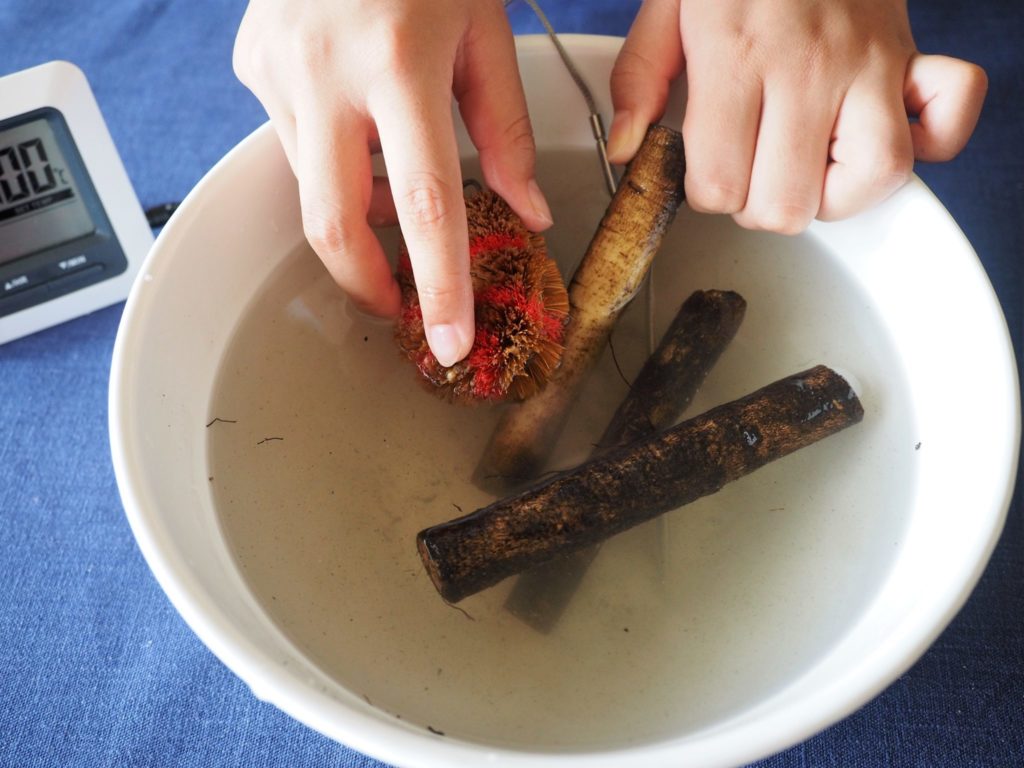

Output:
xmin=904 ymin=53 xmax=987 ymax=162
xmin=607 ymin=0 xmax=685 ymax=164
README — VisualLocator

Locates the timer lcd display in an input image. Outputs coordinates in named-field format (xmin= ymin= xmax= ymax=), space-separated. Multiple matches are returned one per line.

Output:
xmin=0 ymin=61 xmax=152 ymax=341
xmin=0 ymin=115 xmax=95 ymax=264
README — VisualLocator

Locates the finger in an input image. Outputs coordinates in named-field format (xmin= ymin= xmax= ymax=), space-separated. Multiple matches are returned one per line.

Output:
xmin=607 ymin=0 xmax=685 ymax=164
xmin=294 ymin=106 xmax=401 ymax=318
xmin=266 ymin=102 xmax=396 ymax=230
xmin=904 ymin=54 xmax=987 ymax=162
xmin=733 ymin=79 xmax=834 ymax=234
xmin=372 ymin=80 xmax=474 ymax=367
xmin=456 ymin=5 xmax=552 ymax=232
xmin=819 ymin=71 xmax=914 ymax=222
xmin=681 ymin=56 xmax=760 ymax=214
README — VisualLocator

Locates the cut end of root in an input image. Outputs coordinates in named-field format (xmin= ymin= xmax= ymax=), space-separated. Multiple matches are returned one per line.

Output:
xmin=416 ymin=532 xmax=463 ymax=604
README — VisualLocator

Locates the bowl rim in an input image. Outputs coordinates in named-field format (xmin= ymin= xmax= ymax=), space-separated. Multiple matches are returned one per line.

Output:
xmin=109 ymin=33 xmax=1021 ymax=768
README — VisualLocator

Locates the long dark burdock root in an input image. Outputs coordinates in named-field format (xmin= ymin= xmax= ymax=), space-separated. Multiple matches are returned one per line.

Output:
xmin=419 ymin=365 xmax=864 ymax=604
xmin=504 ymin=289 xmax=747 ymax=631
xmin=475 ymin=125 xmax=686 ymax=486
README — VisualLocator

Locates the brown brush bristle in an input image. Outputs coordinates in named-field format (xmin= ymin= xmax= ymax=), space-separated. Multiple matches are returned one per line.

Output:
xmin=394 ymin=188 xmax=569 ymax=403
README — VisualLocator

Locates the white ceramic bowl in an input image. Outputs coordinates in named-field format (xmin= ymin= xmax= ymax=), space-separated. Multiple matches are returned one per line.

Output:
xmin=109 ymin=36 xmax=1020 ymax=768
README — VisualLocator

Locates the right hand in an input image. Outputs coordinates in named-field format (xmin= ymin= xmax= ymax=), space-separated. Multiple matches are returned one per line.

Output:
xmin=233 ymin=0 xmax=553 ymax=366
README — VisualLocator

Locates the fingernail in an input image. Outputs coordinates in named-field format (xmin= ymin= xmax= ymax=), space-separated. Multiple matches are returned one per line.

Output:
xmin=606 ymin=110 xmax=635 ymax=164
xmin=527 ymin=179 xmax=554 ymax=228
xmin=427 ymin=323 xmax=468 ymax=368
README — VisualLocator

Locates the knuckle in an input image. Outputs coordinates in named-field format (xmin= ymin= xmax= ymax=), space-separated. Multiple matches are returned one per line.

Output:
xmin=962 ymin=61 xmax=989 ymax=96
xmin=500 ymin=113 xmax=536 ymax=155
xmin=414 ymin=278 xmax=462 ymax=306
xmin=402 ymin=173 xmax=454 ymax=232
xmin=611 ymin=47 xmax=657 ymax=88
xmin=231 ymin=35 xmax=249 ymax=82
xmin=686 ymin=175 xmax=747 ymax=214
xmin=232 ymin=27 xmax=266 ymax=86
xmin=873 ymin=149 xmax=914 ymax=191
xmin=744 ymin=202 xmax=815 ymax=235
xmin=475 ymin=113 xmax=536 ymax=162
xmin=234 ymin=24 xmax=340 ymax=95
xmin=797 ymin=38 xmax=831 ymax=81
xmin=729 ymin=29 xmax=765 ymax=70
xmin=293 ymin=33 xmax=335 ymax=78
xmin=859 ymin=142 xmax=914 ymax=192
xmin=301 ymin=203 xmax=355 ymax=256
xmin=370 ymin=21 xmax=418 ymax=77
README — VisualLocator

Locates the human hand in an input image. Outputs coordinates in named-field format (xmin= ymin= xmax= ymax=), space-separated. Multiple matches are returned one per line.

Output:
xmin=234 ymin=0 xmax=553 ymax=366
xmin=607 ymin=0 xmax=987 ymax=233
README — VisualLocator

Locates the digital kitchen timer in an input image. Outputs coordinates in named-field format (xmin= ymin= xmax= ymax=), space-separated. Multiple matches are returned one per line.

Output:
xmin=0 ymin=61 xmax=152 ymax=345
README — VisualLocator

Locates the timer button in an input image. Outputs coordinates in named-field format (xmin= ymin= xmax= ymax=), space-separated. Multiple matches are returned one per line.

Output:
xmin=2 ymin=271 xmax=41 ymax=296
xmin=55 ymin=254 xmax=90 ymax=273
xmin=37 ymin=253 xmax=90 ymax=281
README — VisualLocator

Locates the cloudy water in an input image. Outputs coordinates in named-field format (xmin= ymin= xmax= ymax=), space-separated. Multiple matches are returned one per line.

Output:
xmin=208 ymin=149 xmax=916 ymax=749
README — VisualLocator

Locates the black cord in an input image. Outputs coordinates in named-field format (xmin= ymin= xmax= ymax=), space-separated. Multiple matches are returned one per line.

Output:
xmin=507 ymin=0 xmax=617 ymax=196
xmin=145 ymin=201 xmax=179 ymax=229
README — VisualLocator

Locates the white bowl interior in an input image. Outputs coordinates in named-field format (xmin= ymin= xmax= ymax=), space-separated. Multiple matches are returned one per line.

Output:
xmin=110 ymin=35 xmax=1019 ymax=768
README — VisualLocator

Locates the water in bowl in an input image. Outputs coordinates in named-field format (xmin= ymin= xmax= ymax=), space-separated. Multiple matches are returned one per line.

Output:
xmin=208 ymin=150 xmax=916 ymax=750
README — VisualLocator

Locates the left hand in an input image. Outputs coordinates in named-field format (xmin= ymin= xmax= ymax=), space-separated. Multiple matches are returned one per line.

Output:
xmin=607 ymin=0 xmax=988 ymax=234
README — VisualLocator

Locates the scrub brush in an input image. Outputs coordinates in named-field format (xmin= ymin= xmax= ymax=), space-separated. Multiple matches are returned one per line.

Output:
xmin=395 ymin=187 xmax=568 ymax=403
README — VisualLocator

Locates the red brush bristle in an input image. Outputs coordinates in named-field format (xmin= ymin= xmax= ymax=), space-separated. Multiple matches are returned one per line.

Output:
xmin=470 ymin=232 xmax=525 ymax=258
xmin=401 ymin=302 xmax=423 ymax=327
xmin=477 ymin=283 xmax=529 ymax=312
xmin=542 ymin=310 xmax=566 ymax=345
xmin=468 ymin=330 xmax=503 ymax=400
xmin=394 ymin=187 xmax=568 ymax=403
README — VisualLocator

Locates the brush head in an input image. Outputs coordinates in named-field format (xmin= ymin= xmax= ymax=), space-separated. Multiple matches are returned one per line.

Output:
xmin=395 ymin=188 xmax=569 ymax=403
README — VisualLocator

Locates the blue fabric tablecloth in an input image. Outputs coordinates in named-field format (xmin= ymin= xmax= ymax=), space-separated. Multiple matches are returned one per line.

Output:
xmin=1 ymin=1 xmax=1021 ymax=766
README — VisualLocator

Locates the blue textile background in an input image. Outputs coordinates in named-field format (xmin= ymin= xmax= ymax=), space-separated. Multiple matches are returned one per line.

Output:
xmin=1 ymin=1 xmax=1020 ymax=766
